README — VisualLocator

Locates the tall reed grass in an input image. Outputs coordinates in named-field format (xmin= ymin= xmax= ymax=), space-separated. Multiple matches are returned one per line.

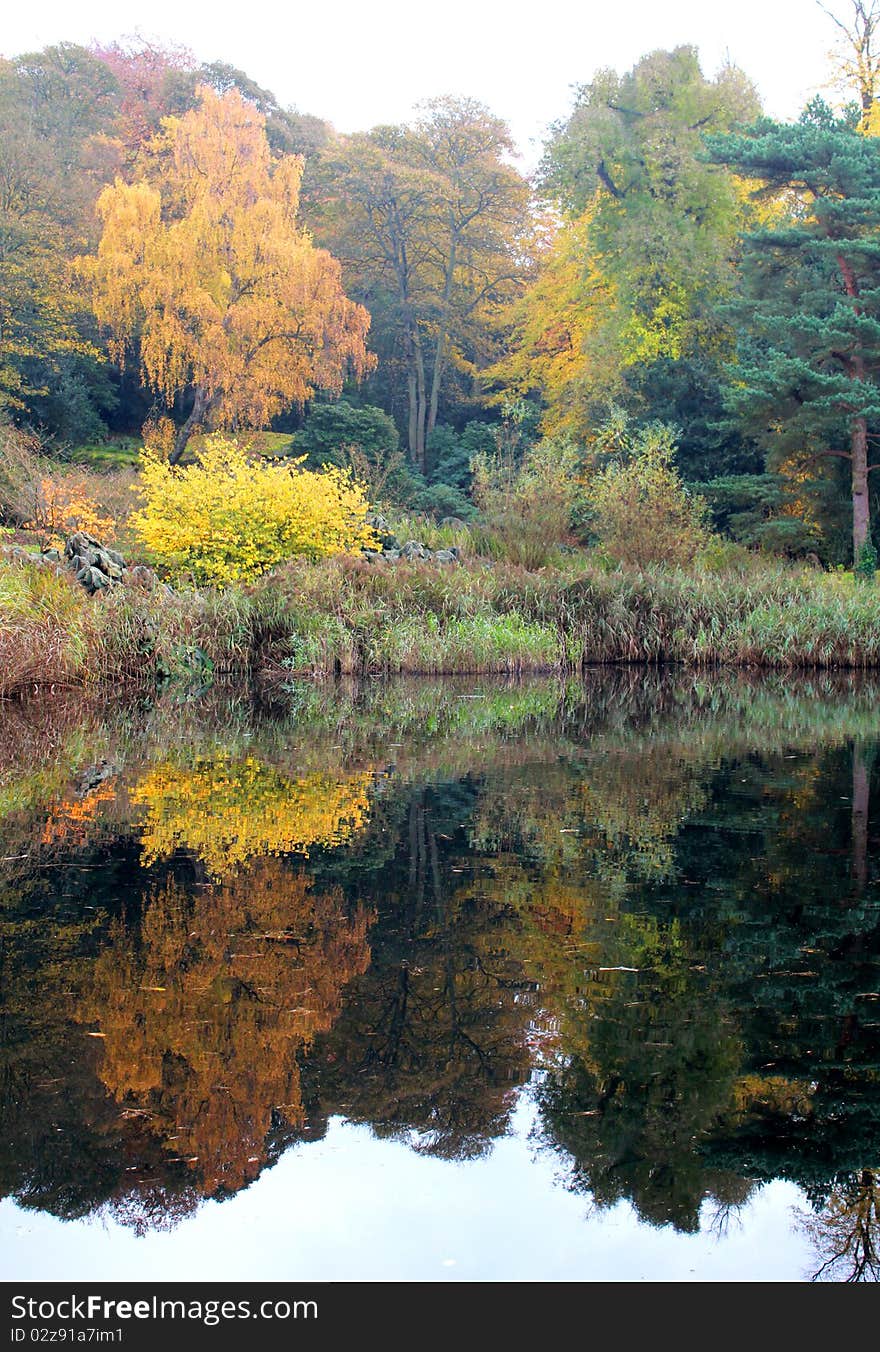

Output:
xmin=4 ymin=551 xmax=880 ymax=697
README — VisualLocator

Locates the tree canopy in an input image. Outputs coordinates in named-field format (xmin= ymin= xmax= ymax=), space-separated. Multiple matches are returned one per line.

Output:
xmin=81 ymin=85 xmax=372 ymax=462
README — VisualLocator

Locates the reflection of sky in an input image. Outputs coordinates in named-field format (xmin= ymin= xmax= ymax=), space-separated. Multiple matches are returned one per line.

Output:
xmin=0 ymin=1093 xmax=815 ymax=1282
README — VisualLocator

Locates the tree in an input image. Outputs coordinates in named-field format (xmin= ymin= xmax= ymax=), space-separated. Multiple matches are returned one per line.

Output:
xmin=308 ymin=99 xmax=532 ymax=469
xmin=501 ymin=49 xmax=760 ymax=435
xmin=81 ymin=85 xmax=373 ymax=463
xmin=0 ymin=46 xmax=118 ymax=422
xmin=708 ymin=103 xmax=880 ymax=564
xmin=820 ymin=1 xmax=880 ymax=127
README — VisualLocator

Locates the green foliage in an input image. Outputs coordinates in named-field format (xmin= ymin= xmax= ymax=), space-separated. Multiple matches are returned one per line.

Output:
xmin=293 ymin=399 xmax=400 ymax=467
xmin=855 ymin=540 xmax=878 ymax=578
xmin=412 ymin=483 xmax=474 ymax=521
xmin=586 ymin=417 xmax=709 ymax=567
xmin=536 ymin=48 xmax=759 ymax=404
xmin=707 ymin=103 xmax=880 ymax=561
xmin=621 ymin=355 xmax=763 ymax=481
xmin=703 ymin=473 xmax=834 ymax=557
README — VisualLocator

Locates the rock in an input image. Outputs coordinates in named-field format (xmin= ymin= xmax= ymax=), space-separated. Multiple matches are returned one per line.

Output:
xmin=384 ymin=549 xmax=400 ymax=562
xmin=78 ymin=566 xmax=112 ymax=593
xmin=433 ymin=548 xmax=460 ymax=564
xmin=95 ymin=548 xmax=124 ymax=581
xmin=76 ymin=761 xmax=121 ymax=795
xmin=362 ymin=549 xmax=388 ymax=564
xmin=42 ymin=548 xmax=62 ymax=563
xmin=65 ymin=531 xmax=102 ymax=561
xmin=126 ymin=565 xmax=158 ymax=590
xmin=439 ymin=517 xmax=466 ymax=529
xmin=401 ymin=540 xmax=429 ymax=560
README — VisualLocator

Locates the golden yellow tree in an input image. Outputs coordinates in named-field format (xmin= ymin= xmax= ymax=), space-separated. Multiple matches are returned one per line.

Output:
xmin=81 ymin=85 xmax=374 ymax=462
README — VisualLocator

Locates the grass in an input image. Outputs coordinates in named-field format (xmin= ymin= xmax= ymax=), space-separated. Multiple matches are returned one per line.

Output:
xmin=69 ymin=436 xmax=143 ymax=469
xmin=0 ymin=564 xmax=94 ymax=695
xmin=4 ymin=548 xmax=880 ymax=698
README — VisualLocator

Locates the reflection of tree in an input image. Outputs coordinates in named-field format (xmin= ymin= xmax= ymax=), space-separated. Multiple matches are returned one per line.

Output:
xmin=3 ymin=673 xmax=880 ymax=1245
xmin=539 ymin=916 xmax=747 ymax=1232
xmin=308 ymin=784 xmax=534 ymax=1159
xmin=471 ymin=746 xmax=707 ymax=890
xmin=77 ymin=860 xmax=372 ymax=1195
xmin=802 ymin=1169 xmax=880 ymax=1282
xmin=131 ymin=757 xmax=374 ymax=876
xmin=0 ymin=870 xmax=202 ymax=1229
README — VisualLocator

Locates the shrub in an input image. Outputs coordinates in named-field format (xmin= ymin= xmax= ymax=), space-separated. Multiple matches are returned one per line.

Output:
xmin=33 ymin=471 xmax=117 ymax=544
xmin=470 ymin=435 xmax=581 ymax=569
xmin=0 ymin=422 xmax=46 ymax=527
xmin=131 ymin=435 xmax=378 ymax=586
xmin=587 ymin=423 xmax=709 ymax=568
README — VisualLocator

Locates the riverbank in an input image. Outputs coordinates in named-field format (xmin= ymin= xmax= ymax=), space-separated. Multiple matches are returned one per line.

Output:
xmin=3 ymin=550 xmax=880 ymax=697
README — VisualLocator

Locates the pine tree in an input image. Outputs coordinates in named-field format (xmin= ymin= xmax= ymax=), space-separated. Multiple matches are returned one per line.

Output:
xmin=708 ymin=101 xmax=880 ymax=565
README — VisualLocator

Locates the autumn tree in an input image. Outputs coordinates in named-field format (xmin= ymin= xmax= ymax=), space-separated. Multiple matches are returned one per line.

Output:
xmin=89 ymin=38 xmax=195 ymax=164
xmin=499 ymin=49 xmax=759 ymax=445
xmin=308 ymin=99 xmax=532 ymax=469
xmin=81 ymin=85 xmax=373 ymax=463
xmin=820 ymin=1 xmax=880 ymax=127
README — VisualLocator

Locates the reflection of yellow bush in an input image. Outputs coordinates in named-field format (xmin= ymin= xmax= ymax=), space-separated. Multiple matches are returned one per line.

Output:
xmin=131 ymin=755 xmax=372 ymax=876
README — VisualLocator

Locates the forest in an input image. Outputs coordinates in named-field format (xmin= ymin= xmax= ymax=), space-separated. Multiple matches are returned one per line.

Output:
xmin=6 ymin=3 xmax=880 ymax=685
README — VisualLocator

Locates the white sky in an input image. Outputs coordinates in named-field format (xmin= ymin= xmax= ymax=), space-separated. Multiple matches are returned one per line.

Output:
xmin=0 ymin=0 xmax=846 ymax=167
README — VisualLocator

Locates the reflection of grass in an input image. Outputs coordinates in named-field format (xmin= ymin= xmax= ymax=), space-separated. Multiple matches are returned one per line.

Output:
xmin=4 ymin=669 xmax=880 ymax=845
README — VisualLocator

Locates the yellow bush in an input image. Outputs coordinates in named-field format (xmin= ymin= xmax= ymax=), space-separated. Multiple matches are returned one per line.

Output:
xmin=131 ymin=434 xmax=378 ymax=585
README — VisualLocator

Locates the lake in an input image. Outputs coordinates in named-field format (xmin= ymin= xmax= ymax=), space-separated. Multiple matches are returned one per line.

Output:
xmin=1 ymin=670 xmax=878 ymax=1282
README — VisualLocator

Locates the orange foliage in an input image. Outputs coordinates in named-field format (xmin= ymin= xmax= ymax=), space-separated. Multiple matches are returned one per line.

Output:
xmin=31 ymin=473 xmax=115 ymax=544
xmin=41 ymin=778 xmax=119 ymax=847
xmin=77 ymin=861 xmax=373 ymax=1196
xmin=81 ymin=86 xmax=374 ymax=452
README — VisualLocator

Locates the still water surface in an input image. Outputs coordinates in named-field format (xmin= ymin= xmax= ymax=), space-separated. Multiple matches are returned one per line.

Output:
xmin=1 ymin=671 xmax=878 ymax=1281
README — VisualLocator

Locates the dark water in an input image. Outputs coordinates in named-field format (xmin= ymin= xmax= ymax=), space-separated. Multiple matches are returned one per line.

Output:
xmin=1 ymin=671 xmax=879 ymax=1282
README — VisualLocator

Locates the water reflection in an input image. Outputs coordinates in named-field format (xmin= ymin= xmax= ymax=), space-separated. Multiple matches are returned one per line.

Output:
xmin=1 ymin=671 xmax=879 ymax=1277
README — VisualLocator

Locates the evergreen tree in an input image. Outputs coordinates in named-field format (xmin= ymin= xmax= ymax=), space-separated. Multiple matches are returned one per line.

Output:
xmin=708 ymin=102 xmax=880 ymax=565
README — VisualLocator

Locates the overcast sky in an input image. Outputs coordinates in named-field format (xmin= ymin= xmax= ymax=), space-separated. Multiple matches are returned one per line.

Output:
xmin=1 ymin=0 xmax=847 ymax=166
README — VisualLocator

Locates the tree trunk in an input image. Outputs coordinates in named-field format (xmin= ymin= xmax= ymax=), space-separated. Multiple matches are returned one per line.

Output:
xmin=407 ymin=364 xmax=419 ymax=462
xmin=169 ymin=386 xmax=209 ymax=465
xmin=404 ymin=316 xmax=428 ymax=470
xmin=412 ymin=326 xmax=428 ymax=471
xmin=852 ymin=412 xmax=870 ymax=561
xmin=836 ymin=256 xmax=873 ymax=562
xmin=852 ymin=743 xmax=871 ymax=896
xmin=428 ymin=237 xmax=455 ymax=443
xmin=428 ymin=331 xmax=446 ymax=444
